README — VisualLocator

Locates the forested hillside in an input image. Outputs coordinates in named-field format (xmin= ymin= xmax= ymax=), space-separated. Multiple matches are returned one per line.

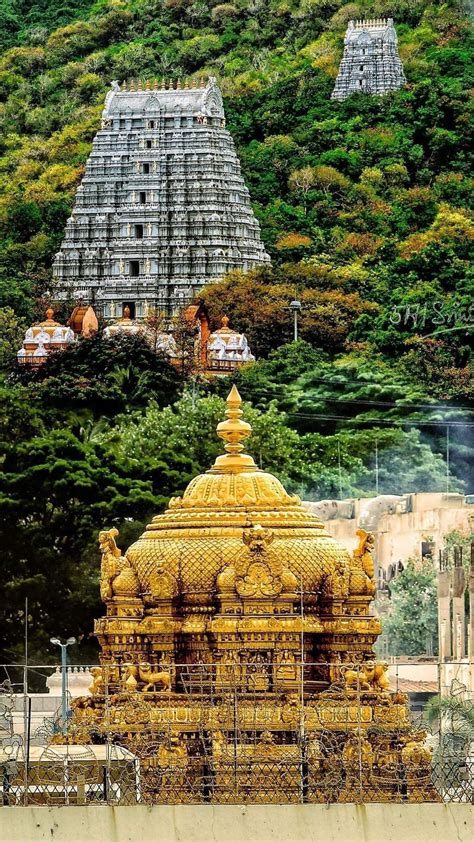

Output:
xmin=0 ymin=0 xmax=472 ymax=662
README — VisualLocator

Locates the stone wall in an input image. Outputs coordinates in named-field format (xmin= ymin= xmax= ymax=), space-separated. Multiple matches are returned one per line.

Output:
xmin=1 ymin=803 xmax=472 ymax=842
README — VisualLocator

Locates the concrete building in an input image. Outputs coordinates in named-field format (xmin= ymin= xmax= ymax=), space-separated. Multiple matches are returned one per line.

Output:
xmin=304 ymin=493 xmax=474 ymax=697
xmin=52 ymin=78 xmax=269 ymax=317
xmin=332 ymin=19 xmax=406 ymax=100
xmin=303 ymin=493 xmax=473 ymax=587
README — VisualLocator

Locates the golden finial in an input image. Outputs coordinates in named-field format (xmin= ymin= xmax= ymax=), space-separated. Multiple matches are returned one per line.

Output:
xmin=145 ymin=79 xmax=151 ymax=90
xmin=153 ymin=79 xmax=159 ymax=90
xmin=46 ymin=307 xmax=54 ymax=320
xmin=216 ymin=383 xmax=253 ymax=465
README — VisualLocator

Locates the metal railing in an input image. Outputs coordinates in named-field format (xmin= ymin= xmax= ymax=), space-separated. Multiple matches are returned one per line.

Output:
xmin=0 ymin=661 xmax=472 ymax=806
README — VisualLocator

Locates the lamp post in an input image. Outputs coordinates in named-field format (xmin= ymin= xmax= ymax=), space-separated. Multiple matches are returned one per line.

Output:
xmin=289 ymin=299 xmax=302 ymax=342
xmin=50 ymin=637 xmax=76 ymax=735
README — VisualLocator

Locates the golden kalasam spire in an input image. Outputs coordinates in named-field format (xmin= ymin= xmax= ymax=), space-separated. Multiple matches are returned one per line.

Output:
xmin=212 ymin=385 xmax=257 ymax=474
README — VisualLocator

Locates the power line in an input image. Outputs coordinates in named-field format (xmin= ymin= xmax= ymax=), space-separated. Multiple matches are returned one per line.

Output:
xmin=236 ymin=383 xmax=474 ymax=412
xmin=284 ymin=412 xmax=474 ymax=427
xmin=297 ymin=396 xmax=474 ymax=412
xmin=299 ymin=376 xmax=471 ymax=404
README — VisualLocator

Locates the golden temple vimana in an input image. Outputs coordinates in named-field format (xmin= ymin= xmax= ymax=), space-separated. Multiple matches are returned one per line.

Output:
xmin=69 ymin=386 xmax=435 ymax=803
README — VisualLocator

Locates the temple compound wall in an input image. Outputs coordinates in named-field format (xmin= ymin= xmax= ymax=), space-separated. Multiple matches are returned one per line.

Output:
xmin=1 ymin=803 xmax=472 ymax=842
xmin=332 ymin=19 xmax=406 ymax=100
xmin=52 ymin=78 xmax=269 ymax=317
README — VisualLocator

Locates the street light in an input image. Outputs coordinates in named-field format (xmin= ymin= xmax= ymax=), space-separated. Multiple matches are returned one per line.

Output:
xmin=50 ymin=636 xmax=76 ymax=735
xmin=289 ymin=299 xmax=302 ymax=342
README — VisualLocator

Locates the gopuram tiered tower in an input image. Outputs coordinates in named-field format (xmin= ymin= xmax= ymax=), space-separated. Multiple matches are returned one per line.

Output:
xmin=332 ymin=19 xmax=406 ymax=101
xmin=52 ymin=78 xmax=269 ymax=318
xmin=69 ymin=387 xmax=437 ymax=804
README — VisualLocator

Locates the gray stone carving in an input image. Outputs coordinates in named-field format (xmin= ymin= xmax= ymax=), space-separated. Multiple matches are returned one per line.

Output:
xmin=52 ymin=78 xmax=270 ymax=318
xmin=332 ymin=19 xmax=406 ymax=101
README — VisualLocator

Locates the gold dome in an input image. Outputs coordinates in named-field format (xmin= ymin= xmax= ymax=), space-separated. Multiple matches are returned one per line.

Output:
xmin=85 ymin=391 xmax=430 ymax=808
xmin=126 ymin=385 xmax=350 ymax=606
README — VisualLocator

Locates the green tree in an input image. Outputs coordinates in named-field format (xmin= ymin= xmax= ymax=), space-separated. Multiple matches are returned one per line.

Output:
xmin=0 ymin=427 xmax=170 ymax=664
xmin=13 ymin=332 xmax=182 ymax=416
xmin=107 ymin=392 xmax=306 ymax=486
xmin=382 ymin=559 xmax=438 ymax=657
xmin=0 ymin=306 xmax=25 ymax=370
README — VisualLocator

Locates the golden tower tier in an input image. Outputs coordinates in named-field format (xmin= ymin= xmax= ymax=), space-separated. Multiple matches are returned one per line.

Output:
xmin=71 ymin=386 xmax=438 ymax=804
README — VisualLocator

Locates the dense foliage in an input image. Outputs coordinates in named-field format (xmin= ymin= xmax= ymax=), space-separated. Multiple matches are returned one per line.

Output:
xmin=0 ymin=0 xmax=472 ymax=662
xmin=378 ymin=559 xmax=439 ymax=656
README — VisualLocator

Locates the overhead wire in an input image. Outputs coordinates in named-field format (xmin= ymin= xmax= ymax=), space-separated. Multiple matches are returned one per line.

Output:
xmin=240 ymin=374 xmax=474 ymax=411
xmin=284 ymin=412 xmax=474 ymax=427
xmin=230 ymin=382 xmax=473 ymax=413
xmin=229 ymin=384 xmax=473 ymax=423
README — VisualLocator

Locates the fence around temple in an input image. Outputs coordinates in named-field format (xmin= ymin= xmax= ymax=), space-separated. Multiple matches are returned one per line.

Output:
xmin=0 ymin=661 xmax=472 ymax=806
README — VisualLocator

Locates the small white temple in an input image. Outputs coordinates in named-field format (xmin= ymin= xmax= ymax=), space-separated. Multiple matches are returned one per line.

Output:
xmin=17 ymin=309 xmax=76 ymax=366
xmin=206 ymin=315 xmax=255 ymax=372
xmin=103 ymin=305 xmax=177 ymax=357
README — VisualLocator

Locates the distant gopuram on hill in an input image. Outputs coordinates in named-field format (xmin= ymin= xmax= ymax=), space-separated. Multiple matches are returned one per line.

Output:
xmin=331 ymin=19 xmax=406 ymax=101
xmin=52 ymin=77 xmax=270 ymax=319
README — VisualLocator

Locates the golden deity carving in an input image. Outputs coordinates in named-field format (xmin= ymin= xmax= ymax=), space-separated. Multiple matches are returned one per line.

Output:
xmin=99 ymin=528 xmax=140 ymax=601
xmin=88 ymin=666 xmax=105 ymax=695
xmin=68 ymin=386 xmax=438 ymax=804
xmin=236 ymin=526 xmax=282 ymax=598
xmin=350 ymin=528 xmax=377 ymax=596
xmin=147 ymin=559 xmax=178 ymax=606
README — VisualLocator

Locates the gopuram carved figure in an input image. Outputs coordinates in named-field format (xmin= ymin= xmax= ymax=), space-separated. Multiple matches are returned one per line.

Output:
xmin=247 ymin=653 xmax=270 ymax=692
xmin=138 ymin=663 xmax=171 ymax=693
xmin=67 ymin=386 xmax=439 ymax=804
xmin=344 ymin=660 xmax=391 ymax=693
xmin=275 ymin=649 xmax=297 ymax=682
xmin=148 ymin=559 xmax=178 ymax=602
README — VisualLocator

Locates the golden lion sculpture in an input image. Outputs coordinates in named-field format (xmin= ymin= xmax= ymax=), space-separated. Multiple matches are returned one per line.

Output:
xmin=138 ymin=663 xmax=171 ymax=692
xmin=344 ymin=660 xmax=390 ymax=692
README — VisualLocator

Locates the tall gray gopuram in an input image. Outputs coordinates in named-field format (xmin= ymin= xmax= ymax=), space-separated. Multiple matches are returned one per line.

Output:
xmin=52 ymin=78 xmax=269 ymax=318
xmin=332 ymin=19 xmax=406 ymax=101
